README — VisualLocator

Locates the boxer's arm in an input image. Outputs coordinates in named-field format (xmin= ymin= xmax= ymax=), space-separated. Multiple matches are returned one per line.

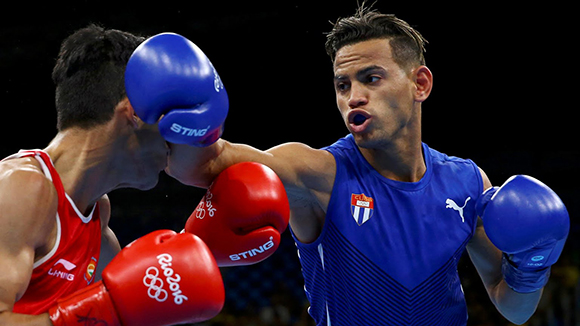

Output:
xmin=94 ymin=195 xmax=121 ymax=282
xmin=167 ymin=139 xmax=335 ymax=243
xmin=466 ymin=168 xmax=541 ymax=325
xmin=0 ymin=164 xmax=58 ymax=325
xmin=168 ymin=139 xmax=334 ymax=195
xmin=166 ymin=140 xmax=228 ymax=188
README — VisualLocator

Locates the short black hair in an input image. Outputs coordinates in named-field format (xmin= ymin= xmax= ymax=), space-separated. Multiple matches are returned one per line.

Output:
xmin=52 ymin=24 xmax=145 ymax=131
xmin=325 ymin=6 xmax=427 ymax=70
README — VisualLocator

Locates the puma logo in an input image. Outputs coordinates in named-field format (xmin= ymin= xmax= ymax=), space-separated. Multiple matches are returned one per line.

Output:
xmin=445 ymin=197 xmax=471 ymax=223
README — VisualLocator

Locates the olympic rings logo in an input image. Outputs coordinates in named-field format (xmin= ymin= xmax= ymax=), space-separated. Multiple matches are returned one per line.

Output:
xmin=142 ymin=253 xmax=189 ymax=305
xmin=195 ymin=189 xmax=216 ymax=220
xmin=195 ymin=202 xmax=206 ymax=219
xmin=143 ymin=266 xmax=168 ymax=302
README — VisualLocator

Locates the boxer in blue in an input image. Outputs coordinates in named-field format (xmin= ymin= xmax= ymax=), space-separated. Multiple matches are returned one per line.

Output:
xmin=125 ymin=6 xmax=570 ymax=326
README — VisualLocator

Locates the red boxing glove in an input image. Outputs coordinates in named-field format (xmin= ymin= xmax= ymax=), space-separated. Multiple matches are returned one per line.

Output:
xmin=49 ymin=230 xmax=224 ymax=326
xmin=185 ymin=162 xmax=290 ymax=267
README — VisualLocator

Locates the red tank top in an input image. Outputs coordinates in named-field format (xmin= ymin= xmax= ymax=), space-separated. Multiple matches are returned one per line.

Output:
xmin=6 ymin=150 xmax=102 ymax=315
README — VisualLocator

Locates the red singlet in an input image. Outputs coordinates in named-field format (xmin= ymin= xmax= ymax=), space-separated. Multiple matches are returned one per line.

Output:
xmin=5 ymin=150 xmax=102 ymax=315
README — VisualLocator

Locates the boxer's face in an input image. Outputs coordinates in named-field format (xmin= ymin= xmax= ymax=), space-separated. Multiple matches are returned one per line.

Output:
xmin=119 ymin=99 xmax=169 ymax=190
xmin=130 ymin=119 xmax=170 ymax=189
xmin=333 ymin=38 xmax=429 ymax=149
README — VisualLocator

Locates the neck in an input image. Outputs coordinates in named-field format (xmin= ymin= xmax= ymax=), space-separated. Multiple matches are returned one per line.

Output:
xmin=357 ymin=109 xmax=426 ymax=183
xmin=358 ymin=138 xmax=425 ymax=182
xmin=43 ymin=126 xmax=125 ymax=215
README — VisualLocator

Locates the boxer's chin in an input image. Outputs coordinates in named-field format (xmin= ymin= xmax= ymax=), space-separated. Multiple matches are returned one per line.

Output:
xmin=350 ymin=128 xmax=391 ymax=150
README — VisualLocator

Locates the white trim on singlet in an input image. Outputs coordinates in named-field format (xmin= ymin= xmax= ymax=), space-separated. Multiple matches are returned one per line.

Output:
xmin=65 ymin=193 xmax=95 ymax=224
xmin=32 ymin=213 xmax=61 ymax=269
xmin=33 ymin=154 xmax=53 ymax=182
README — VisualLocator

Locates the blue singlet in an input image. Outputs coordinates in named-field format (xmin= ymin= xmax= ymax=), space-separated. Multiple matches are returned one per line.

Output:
xmin=291 ymin=134 xmax=483 ymax=325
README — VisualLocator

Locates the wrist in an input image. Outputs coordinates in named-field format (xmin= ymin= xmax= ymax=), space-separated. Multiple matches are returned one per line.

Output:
xmin=502 ymin=254 xmax=551 ymax=293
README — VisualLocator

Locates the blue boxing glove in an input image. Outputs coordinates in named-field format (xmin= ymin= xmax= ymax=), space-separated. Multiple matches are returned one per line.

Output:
xmin=125 ymin=33 xmax=228 ymax=146
xmin=476 ymin=175 xmax=569 ymax=293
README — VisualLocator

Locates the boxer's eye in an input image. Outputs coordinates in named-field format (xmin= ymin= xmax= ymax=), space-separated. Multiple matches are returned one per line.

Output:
xmin=335 ymin=81 xmax=350 ymax=92
xmin=366 ymin=75 xmax=381 ymax=83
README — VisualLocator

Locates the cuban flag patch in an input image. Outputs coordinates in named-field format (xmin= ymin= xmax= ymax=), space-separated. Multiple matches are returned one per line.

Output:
xmin=351 ymin=193 xmax=374 ymax=226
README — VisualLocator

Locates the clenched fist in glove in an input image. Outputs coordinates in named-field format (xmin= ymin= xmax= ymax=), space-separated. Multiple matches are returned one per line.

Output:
xmin=185 ymin=162 xmax=290 ymax=267
xmin=49 ymin=230 xmax=224 ymax=326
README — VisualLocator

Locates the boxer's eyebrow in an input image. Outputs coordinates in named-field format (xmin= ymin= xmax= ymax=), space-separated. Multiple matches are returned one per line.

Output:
xmin=333 ymin=65 xmax=386 ymax=81
xmin=356 ymin=65 xmax=386 ymax=79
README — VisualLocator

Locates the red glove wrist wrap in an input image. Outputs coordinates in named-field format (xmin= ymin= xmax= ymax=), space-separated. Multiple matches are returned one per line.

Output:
xmin=49 ymin=281 xmax=121 ymax=326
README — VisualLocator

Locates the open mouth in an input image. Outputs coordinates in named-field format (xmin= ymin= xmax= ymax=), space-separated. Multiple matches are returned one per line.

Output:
xmin=352 ymin=114 xmax=368 ymax=126
xmin=347 ymin=110 xmax=372 ymax=132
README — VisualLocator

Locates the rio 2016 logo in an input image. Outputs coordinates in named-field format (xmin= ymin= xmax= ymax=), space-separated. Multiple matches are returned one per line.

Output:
xmin=142 ymin=253 xmax=189 ymax=305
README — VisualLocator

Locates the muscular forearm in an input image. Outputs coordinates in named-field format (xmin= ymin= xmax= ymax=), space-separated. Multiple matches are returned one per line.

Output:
xmin=489 ymin=280 xmax=542 ymax=325
xmin=469 ymin=242 xmax=541 ymax=325
xmin=167 ymin=139 xmax=269 ymax=188
xmin=0 ymin=311 xmax=52 ymax=326
xmin=166 ymin=140 xmax=225 ymax=187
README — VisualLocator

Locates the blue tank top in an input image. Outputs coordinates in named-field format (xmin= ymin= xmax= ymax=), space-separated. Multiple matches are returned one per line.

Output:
xmin=291 ymin=135 xmax=483 ymax=326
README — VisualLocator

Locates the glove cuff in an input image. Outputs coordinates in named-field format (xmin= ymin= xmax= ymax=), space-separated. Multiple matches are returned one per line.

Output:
xmin=49 ymin=281 xmax=121 ymax=326
xmin=475 ymin=186 xmax=499 ymax=217
xmin=502 ymin=254 xmax=550 ymax=293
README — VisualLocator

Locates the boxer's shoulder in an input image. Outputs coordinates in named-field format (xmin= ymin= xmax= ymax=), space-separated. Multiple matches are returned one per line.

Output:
xmin=0 ymin=156 xmax=53 ymax=191
xmin=267 ymin=142 xmax=336 ymax=191
xmin=0 ymin=155 xmax=54 ymax=187
xmin=0 ymin=156 xmax=58 ymax=246
xmin=265 ymin=143 xmax=334 ymax=243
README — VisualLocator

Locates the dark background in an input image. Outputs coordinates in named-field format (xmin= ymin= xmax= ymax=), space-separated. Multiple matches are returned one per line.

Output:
xmin=1 ymin=1 xmax=577 ymax=325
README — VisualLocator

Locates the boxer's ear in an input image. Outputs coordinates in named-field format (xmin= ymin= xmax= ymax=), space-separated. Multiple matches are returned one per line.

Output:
xmin=413 ymin=66 xmax=432 ymax=103
xmin=114 ymin=97 xmax=138 ymax=128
